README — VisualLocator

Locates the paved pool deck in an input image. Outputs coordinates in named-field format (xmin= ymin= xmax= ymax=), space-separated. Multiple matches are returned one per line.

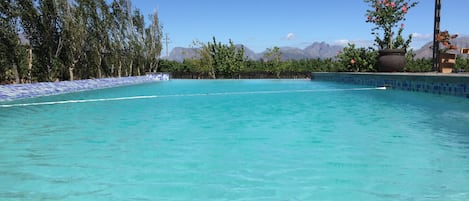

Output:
xmin=0 ymin=73 xmax=170 ymax=102
xmin=312 ymin=72 xmax=469 ymax=98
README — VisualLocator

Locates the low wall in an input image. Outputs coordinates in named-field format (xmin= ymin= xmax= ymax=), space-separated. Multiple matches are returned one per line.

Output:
xmin=311 ymin=72 xmax=469 ymax=98
xmin=0 ymin=73 xmax=170 ymax=102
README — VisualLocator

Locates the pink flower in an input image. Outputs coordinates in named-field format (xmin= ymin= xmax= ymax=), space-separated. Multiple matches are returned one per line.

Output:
xmin=390 ymin=2 xmax=396 ymax=7
xmin=350 ymin=59 xmax=356 ymax=65
xmin=383 ymin=0 xmax=387 ymax=3
xmin=401 ymin=23 xmax=405 ymax=29
xmin=402 ymin=6 xmax=408 ymax=13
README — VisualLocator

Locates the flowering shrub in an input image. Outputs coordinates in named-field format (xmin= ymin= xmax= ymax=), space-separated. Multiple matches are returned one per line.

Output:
xmin=436 ymin=30 xmax=458 ymax=53
xmin=336 ymin=44 xmax=378 ymax=72
xmin=365 ymin=0 xmax=418 ymax=50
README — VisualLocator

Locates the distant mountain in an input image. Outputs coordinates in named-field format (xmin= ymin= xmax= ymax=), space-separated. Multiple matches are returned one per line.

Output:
xmin=167 ymin=42 xmax=344 ymax=61
xmin=277 ymin=47 xmax=307 ymax=60
xmin=304 ymin=42 xmax=343 ymax=59
xmin=414 ymin=37 xmax=469 ymax=58
xmin=167 ymin=47 xmax=199 ymax=62
xmin=166 ymin=38 xmax=469 ymax=61
xmin=236 ymin=45 xmax=260 ymax=60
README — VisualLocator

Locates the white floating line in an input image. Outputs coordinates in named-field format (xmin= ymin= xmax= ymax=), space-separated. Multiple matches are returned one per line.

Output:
xmin=0 ymin=95 xmax=158 ymax=108
xmin=0 ymin=87 xmax=385 ymax=108
xmin=376 ymin=86 xmax=387 ymax=90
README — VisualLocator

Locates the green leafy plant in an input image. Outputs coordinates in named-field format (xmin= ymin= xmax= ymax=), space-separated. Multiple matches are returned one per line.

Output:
xmin=455 ymin=56 xmax=469 ymax=72
xmin=365 ymin=0 xmax=418 ymax=50
xmin=336 ymin=43 xmax=378 ymax=72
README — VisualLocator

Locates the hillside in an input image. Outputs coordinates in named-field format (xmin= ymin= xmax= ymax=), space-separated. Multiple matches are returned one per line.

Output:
xmin=166 ymin=37 xmax=469 ymax=61
xmin=167 ymin=42 xmax=343 ymax=61
xmin=414 ymin=37 xmax=469 ymax=58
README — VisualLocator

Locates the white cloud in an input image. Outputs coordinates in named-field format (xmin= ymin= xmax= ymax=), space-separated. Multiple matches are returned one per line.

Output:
xmin=333 ymin=39 xmax=374 ymax=47
xmin=285 ymin=33 xmax=296 ymax=40
xmin=334 ymin=39 xmax=350 ymax=46
xmin=412 ymin=33 xmax=432 ymax=40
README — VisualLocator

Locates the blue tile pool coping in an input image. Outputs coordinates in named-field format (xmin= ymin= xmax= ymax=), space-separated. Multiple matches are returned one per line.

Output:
xmin=0 ymin=73 xmax=170 ymax=102
xmin=311 ymin=72 xmax=469 ymax=98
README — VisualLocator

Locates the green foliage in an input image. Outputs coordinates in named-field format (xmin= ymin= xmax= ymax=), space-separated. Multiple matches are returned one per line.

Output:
xmin=159 ymin=56 xmax=345 ymax=79
xmin=194 ymin=37 xmax=247 ymax=79
xmin=0 ymin=0 xmax=163 ymax=83
xmin=455 ymin=56 xmax=469 ymax=72
xmin=263 ymin=47 xmax=282 ymax=78
xmin=0 ymin=0 xmax=21 ymax=83
xmin=404 ymin=58 xmax=432 ymax=72
xmin=336 ymin=44 xmax=378 ymax=72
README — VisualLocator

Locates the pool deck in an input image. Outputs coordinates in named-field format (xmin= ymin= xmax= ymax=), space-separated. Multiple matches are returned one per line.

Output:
xmin=0 ymin=73 xmax=170 ymax=102
xmin=311 ymin=72 xmax=469 ymax=98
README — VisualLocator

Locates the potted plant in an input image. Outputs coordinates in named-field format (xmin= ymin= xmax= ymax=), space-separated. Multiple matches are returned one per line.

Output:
xmin=436 ymin=31 xmax=458 ymax=73
xmin=365 ymin=0 xmax=419 ymax=72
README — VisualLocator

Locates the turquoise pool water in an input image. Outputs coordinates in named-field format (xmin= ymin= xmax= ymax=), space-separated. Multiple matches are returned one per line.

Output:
xmin=1 ymin=79 xmax=469 ymax=201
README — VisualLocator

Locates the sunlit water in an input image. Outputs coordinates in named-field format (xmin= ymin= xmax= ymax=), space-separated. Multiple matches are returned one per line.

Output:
xmin=1 ymin=79 xmax=469 ymax=201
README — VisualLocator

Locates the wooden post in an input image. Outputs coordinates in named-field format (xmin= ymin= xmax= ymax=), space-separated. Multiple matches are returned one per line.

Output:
xmin=432 ymin=0 xmax=441 ymax=72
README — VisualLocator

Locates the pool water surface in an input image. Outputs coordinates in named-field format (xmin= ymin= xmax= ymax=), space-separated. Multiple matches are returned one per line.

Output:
xmin=1 ymin=79 xmax=469 ymax=201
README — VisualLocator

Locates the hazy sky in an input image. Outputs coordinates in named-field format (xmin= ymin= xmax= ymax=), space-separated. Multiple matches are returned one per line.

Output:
xmin=132 ymin=0 xmax=469 ymax=53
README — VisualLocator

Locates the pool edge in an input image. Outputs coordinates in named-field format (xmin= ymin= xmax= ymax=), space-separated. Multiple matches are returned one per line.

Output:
xmin=0 ymin=73 xmax=170 ymax=102
xmin=311 ymin=72 xmax=469 ymax=98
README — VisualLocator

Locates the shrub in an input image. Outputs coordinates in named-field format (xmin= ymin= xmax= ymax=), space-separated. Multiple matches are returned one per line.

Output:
xmin=404 ymin=58 xmax=432 ymax=72
xmin=336 ymin=43 xmax=378 ymax=72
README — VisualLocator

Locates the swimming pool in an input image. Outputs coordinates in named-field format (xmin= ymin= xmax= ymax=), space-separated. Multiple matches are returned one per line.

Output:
xmin=1 ymin=79 xmax=469 ymax=201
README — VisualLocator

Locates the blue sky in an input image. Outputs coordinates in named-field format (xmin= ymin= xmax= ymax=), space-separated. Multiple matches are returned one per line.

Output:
xmin=132 ymin=0 xmax=469 ymax=54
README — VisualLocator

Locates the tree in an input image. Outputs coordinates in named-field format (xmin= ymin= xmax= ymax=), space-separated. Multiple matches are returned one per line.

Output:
xmin=263 ymin=46 xmax=282 ymax=78
xmin=204 ymin=37 xmax=246 ymax=78
xmin=129 ymin=9 xmax=145 ymax=76
xmin=145 ymin=9 xmax=163 ymax=73
xmin=110 ymin=0 xmax=131 ymax=77
xmin=17 ymin=0 xmax=40 ymax=83
xmin=191 ymin=40 xmax=214 ymax=78
xmin=35 ymin=0 xmax=64 ymax=81
xmin=61 ymin=0 xmax=86 ymax=80
xmin=0 ymin=0 xmax=21 ymax=83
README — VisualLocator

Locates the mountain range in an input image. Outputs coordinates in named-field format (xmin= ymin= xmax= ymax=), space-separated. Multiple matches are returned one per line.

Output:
xmin=166 ymin=38 xmax=469 ymax=61
xmin=413 ymin=37 xmax=469 ymax=58
xmin=166 ymin=42 xmax=343 ymax=62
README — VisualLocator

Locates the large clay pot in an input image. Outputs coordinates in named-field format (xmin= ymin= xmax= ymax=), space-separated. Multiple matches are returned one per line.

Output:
xmin=378 ymin=49 xmax=406 ymax=72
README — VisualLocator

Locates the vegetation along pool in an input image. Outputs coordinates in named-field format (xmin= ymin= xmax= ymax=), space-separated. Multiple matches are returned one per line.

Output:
xmin=1 ymin=79 xmax=469 ymax=201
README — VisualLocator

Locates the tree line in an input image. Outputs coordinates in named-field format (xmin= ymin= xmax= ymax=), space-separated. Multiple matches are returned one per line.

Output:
xmin=0 ymin=0 xmax=162 ymax=84
xmin=158 ymin=40 xmax=469 ymax=79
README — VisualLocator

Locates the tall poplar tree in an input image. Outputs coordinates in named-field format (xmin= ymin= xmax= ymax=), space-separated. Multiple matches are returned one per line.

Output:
xmin=62 ymin=0 xmax=86 ymax=80
xmin=0 ymin=0 xmax=21 ymax=83
xmin=17 ymin=0 xmax=40 ymax=83
xmin=145 ymin=10 xmax=163 ymax=73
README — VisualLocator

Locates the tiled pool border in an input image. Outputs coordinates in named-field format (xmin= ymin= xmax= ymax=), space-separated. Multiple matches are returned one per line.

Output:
xmin=311 ymin=72 xmax=469 ymax=98
xmin=0 ymin=73 xmax=170 ymax=102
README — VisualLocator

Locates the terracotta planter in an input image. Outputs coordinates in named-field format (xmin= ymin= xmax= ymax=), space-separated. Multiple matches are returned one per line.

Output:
xmin=438 ymin=53 xmax=456 ymax=74
xmin=377 ymin=49 xmax=406 ymax=72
